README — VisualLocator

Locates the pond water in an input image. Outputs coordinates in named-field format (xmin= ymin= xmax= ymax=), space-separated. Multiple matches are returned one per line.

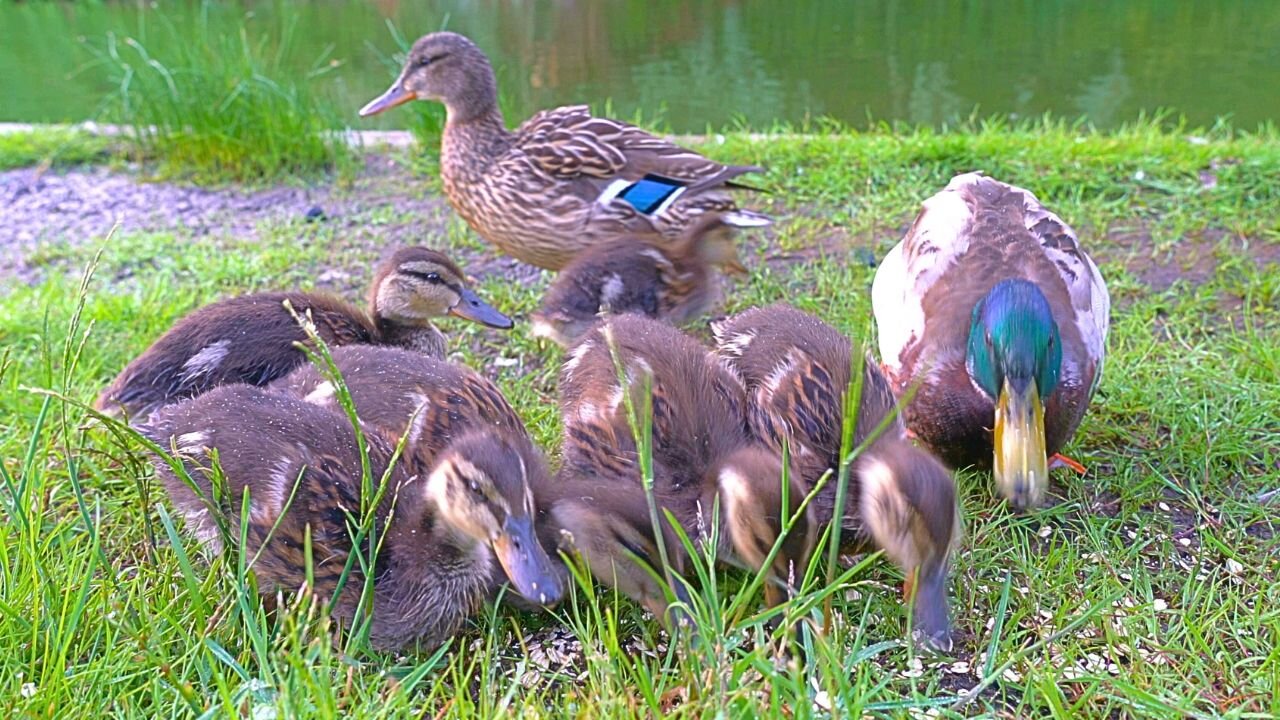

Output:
xmin=3 ymin=0 xmax=1278 ymax=132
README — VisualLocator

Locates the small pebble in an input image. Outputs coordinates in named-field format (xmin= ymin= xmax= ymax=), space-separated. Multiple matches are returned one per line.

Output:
xmin=1225 ymin=558 xmax=1245 ymax=575
xmin=304 ymin=205 xmax=326 ymax=222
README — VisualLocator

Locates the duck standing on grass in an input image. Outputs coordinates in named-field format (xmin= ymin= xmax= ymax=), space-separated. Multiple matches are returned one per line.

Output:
xmin=96 ymin=247 xmax=511 ymax=422
xmin=359 ymin=32 xmax=770 ymax=270
xmin=871 ymin=173 xmax=1110 ymax=510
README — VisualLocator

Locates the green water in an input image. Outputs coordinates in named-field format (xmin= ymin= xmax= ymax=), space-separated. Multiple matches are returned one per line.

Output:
xmin=3 ymin=0 xmax=1279 ymax=132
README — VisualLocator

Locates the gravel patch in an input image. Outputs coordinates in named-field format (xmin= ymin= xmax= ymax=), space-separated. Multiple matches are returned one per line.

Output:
xmin=0 ymin=154 xmax=481 ymax=285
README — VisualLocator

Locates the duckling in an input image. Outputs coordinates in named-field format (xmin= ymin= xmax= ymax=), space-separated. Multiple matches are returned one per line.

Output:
xmin=97 ymin=247 xmax=511 ymax=422
xmin=142 ymin=382 xmax=561 ymax=652
xmin=529 ymin=213 xmax=747 ymax=347
xmin=359 ymin=32 xmax=769 ymax=271
xmin=544 ymin=314 xmax=816 ymax=623
xmin=271 ymin=344 xmax=562 ymax=605
xmin=713 ymin=304 xmax=960 ymax=650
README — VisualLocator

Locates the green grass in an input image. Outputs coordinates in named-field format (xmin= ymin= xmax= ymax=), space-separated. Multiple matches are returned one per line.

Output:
xmin=2 ymin=125 xmax=1278 ymax=718
xmin=87 ymin=0 xmax=356 ymax=183
xmin=0 ymin=129 xmax=114 ymax=171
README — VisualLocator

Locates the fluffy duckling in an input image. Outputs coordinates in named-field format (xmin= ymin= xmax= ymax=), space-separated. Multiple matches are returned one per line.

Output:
xmin=97 ymin=247 xmax=511 ymax=422
xmin=271 ymin=344 xmax=562 ymax=605
xmin=359 ymin=32 xmax=769 ymax=271
xmin=142 ymin=383 xmax=560 ymax=652
xmin=529 ymin=213 xmax=747 ymax=347
xmin=713 ymin=304 xmax=960 ymax=650
xmin=545 ymin=314 xmax=816 ymax=622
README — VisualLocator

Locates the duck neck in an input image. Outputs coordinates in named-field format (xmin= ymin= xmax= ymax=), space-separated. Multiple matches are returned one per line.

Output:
xmin=442 ymin=107 xmax=512 ymax=184
xmin=375 ymin=319 xmax=448 ymax=359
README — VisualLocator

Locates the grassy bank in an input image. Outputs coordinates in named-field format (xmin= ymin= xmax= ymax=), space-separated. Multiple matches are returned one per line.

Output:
xmin=1 ymin=125 xmax=1278 ymax=718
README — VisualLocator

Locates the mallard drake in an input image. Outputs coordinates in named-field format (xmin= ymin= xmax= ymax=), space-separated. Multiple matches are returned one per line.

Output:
xmin=358 ymin=32 xmax=770 ymax=271
xmin=713 ymin=303 xmax=960 ymax=650
xmin=871 ymin=173 xmax=1110 ymax=510
xmin=544 ymin=314 xmax=815 ymax=623
xmin=271 ymin=344 xmax=562 ymax=605
xmin=529 ymin=213 xmax=746 ymax=346
xmin=143 ymin=382 xmax=560 ymax=652
xmin=97 ymin=247 xmax=511 ymax=422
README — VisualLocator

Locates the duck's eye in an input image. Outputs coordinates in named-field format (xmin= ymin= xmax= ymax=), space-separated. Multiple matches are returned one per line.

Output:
xmin=418 ymin=52 xmax=447 ymax=68
xmin=405 ymin=269 xmax=444 ymax=284
xmin=467 ymin=479 xmax=482 ymax=495
xmin=984 ymin=331 xmax=994 ymax=348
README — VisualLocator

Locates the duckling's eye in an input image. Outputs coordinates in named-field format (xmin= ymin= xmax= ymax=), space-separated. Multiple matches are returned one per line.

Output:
xmin=418 ymin=53 xmax=447 ymax=68
xmin=404 ymin=269 xmax=444 ymax=284
xmin=467 ymin=478 xmax=482 ymax=495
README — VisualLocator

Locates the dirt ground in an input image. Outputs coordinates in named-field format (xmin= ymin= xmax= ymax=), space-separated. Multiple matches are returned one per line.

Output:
xmin=5 ymin=152 xmax=1277 ymax=293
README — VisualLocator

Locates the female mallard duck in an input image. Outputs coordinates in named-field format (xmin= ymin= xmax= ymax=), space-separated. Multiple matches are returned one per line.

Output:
xmin=97 ymin=247 xmax=511 ymax=422
xmin=359 ymin=32 xmax=770 ymax=271
xmin=871 ymin=173 xmax=1110 ymax=510
xmin=143 ymin=382 xmax=561 ymax=652
xmin=713 ymin=303 xmax=960 ymax=651
xmin=544 ymin=314 xmax=815 ymax=623
xmin=529 ymin=213 xmax=746 ymax=346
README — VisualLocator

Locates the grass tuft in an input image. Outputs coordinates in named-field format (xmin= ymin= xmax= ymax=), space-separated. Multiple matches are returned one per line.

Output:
xmin=89 ymin=1 xmax=355 ymax=183
xmin=0 ymin=129 xmax=113 ymax=171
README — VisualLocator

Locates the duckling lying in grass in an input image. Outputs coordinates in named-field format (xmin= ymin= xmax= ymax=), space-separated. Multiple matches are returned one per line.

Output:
xmin=272 ymin=344 xmax=563 ymax=606
xmin=143 ymin=381 xmax=559 ymax=652
xmin=713 ymin=303 xmax=960 ymax=651
xmin=98 ymin=247 xmax=511 ymax=422
xmin=544 ymin=314 xmax=816 ymax=624
xmin=530 ymin=213 xmax=746 ymax=347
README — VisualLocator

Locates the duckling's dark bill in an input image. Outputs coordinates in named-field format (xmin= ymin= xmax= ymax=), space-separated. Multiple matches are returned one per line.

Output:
xmin=492 ymin=515 xmax=562 ymax=606
xmin=359 ymin=83 xmax=416 ymax=117
xmin=450 ymin=288 xmax=514 ymax=329
xmin=906 ymin=564 xmax=953 ymax=652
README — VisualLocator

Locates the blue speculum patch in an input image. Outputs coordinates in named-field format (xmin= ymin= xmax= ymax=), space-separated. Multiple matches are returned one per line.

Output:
xmin=617 ymin=175 xmax=686 ymax=214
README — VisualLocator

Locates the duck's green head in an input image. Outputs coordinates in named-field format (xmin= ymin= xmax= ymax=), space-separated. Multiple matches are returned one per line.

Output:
xmin=965 ymin=278 xmax=1061 ymax=510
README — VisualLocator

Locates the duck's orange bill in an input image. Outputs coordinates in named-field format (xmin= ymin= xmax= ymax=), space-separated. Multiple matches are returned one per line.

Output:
xmin=359 ymin=83 xmax=417 ymax=117
xmin=994 ymin=376 xmax=1048 ymax=511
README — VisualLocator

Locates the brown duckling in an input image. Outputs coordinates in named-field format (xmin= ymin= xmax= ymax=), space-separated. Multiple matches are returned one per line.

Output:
xmin=97 ymin=247 xmax=511 ymax=422
xmin=271 ymin=344 xmax=562 ymax=605
xmin=142 ymin=382 xmax=561 ymax=652
xmin=713 ymin=304 xmax=961 ymax=650
xmin=359 ymin=32 xmax=769 ymax=271
xmin=529 ymin=213 xmax=747 ymax=347
xmin=544 ymin=314 xmax=816 ymax=623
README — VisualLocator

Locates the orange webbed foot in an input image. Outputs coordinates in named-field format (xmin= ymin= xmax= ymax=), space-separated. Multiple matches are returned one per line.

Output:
xmin=1049 ymin=453 xmax=1087 ymax=475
